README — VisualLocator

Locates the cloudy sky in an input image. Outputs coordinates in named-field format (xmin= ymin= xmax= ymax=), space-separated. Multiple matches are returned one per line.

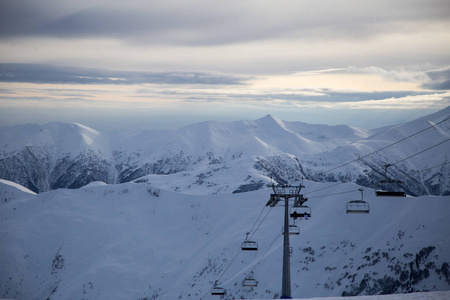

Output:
xmin=1 ymin=0 xmax=449 ymax=131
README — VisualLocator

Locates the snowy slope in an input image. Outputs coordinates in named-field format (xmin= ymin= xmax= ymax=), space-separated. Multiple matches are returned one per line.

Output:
xmin=111 ymin=115 xmax=371 ymax=194
xmin=0 ymin=108 xmax=449 ymax=196
xmin=297 ymin=291 xmax=450 ymax=300
xmin=325 ymin=107 xmax=450 ymax=196
xmin=0 ymin=122 xmax=116 ymax=192
xmin=1 ymin=180 xmax=449 ymax=299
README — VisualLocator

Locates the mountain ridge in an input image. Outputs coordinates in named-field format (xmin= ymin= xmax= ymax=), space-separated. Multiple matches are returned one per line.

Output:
xmin=0 ymin=107 xmax=449 ymax=195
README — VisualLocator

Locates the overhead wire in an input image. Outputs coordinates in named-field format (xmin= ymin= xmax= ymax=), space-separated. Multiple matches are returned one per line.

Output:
xmin=389 ymin=138 xmax=450 ymax=167
xmin=311 ymin=99 xmax=449 ymax=167
xmin=307 ymin=189 xmax=361 ymax=199
xmin=304 ymin=182 xmax=346 ymax=196
xmin=247 ymin=204 xmax=267 ymax=237
xmin=228 ymin=229 xmax=283 ymax=297
xmin=202 ymin=194 xmax=275 ymax=298
xmin=249 ymin=229 xmax=282 ymax=273
xmin=323 ymin=115 xmax=449 ymax=174
xmin=393 ymin=97 xmax=450 ymax=125
xmin=301 ymin=115 xmax=450 ymax=197
xmin=249 ymin=206 xmax=273 ymax=240
xmin=411 ymin=161 xmax=448 ymax=173
xmin=199 ymin=246 xmax=242 ymax=300
xmin=371 ymin=138 xmax=450 ymax=195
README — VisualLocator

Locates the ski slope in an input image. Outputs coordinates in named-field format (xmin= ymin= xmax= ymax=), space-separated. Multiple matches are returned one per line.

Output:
xmin=1 ymin=179 xmax=449 ymax=299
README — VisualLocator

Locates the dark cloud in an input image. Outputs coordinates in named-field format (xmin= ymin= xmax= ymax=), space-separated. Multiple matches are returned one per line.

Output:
xmin=1 ymin=0 xmax=449 ymax=45
xmin=422 ymin=68 xmax=450 ymax=90
xmin=0 ymin=63 xmax=248 ymax=85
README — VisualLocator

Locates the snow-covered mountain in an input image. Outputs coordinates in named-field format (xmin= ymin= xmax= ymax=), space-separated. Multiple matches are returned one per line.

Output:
xmin=0 ymin=122 xmax=116 ymax=192
xmin=1 ymin=108 xmax=449 ymax=196
xmin=1 ymin=178 xmax=449 ymax=299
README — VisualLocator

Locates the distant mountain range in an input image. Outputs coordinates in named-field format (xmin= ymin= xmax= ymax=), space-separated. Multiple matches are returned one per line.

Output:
xmin=1 ymin=107 xmax=449 ymax=196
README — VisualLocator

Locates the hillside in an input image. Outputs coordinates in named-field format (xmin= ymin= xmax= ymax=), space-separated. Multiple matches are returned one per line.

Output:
xmin=1 ymin=108 xmax=449 ymax=196
xmin=1 ymin=179 xmax=449 ymax=299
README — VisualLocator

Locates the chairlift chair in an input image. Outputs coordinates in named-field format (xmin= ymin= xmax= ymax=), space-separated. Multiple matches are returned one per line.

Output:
xmin=346 ymin=189 xmax=370 ymax=214
xmin=242 ymin=271 xmax=258 ymax=287
xmin=375 ymin=190 xmax=406 ymax=197
xmin=211 ymin=281 xmax=226 ymax=295
xmin=290 ymin=205 xmax=311 ymax=220
xmin=241 ymin=232 xmax=258 ymax=251
xmin=283 ymin=224 xmax=300 ymax=235
xmin=375 ymin=165 xmax=407 ymax=197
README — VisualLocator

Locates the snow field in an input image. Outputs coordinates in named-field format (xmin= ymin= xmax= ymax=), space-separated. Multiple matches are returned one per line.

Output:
xmin=1 ymin=179 xmax=449 ymax=299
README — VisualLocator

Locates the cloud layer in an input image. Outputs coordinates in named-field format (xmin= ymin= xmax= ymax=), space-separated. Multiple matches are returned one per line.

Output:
xmin=0 ymin=63 xmax=248 ymax=85
xmin=0 ymin=1 xmax=449 ymax=130
xmin=1 ymin=0 xmax=449 ymax=46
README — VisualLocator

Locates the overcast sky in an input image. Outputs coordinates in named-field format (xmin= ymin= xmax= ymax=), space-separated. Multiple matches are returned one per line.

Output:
xmin=0 ymin=0 xmax=449 ymax=131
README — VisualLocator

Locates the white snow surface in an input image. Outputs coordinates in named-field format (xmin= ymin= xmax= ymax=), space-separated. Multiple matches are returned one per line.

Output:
xmin=0 ymin=121 xmax=112 ymax=161
xmin=297 ymin=290 xmax=450 ymax=300
xmin=1 ymin=179 xmax=449 ymax=299
xmin=0 ymin=179 xmax=36 ymax=196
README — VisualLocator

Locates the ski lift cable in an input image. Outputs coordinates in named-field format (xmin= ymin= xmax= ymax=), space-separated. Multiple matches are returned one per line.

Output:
xmin=370 ymin=137 xmax=450 ymax=180
xmin=304 ymin=181 xmax=346 ymax=196
xmin=216 ymin=247 xmax=242 ymax=283
xmin=215 ymin=206 xmax=273 ymax=283
xmin=389 ymin=164 xmax=427 ymax=193
xmin=301 ymin=116 xmax=449 ymax=198
xmin=375 ymin=162 xmax=405 ymax=184
xmin=202 ymin=201 xmax=274 ymax=297
xmin=393 ymin=97 xmax=450 ymax=125
xmin=306 ymin=138 xmax=449 ymax=199
xmin=389 ymin=138 xmax=450 ymax=167
xmin=248 ymin=204 xmax=267 ymax=236
xmin=199 ymin=247 xmax=242 ymax=300
xmin=228 ymin=230 xmax=283 ymax=297
xmin=323 ymin=116 xmax=450 ymax=174
xmin=412 ymin=161 xmax=449 ymax=173
xmin=373 ymin=140 xmax=450 ymax=195
xmin=318 ymin=98 xmax=449 ymax=162
xmin=307 ymin=189 xmax=361 ymax=199
xmin=249 ymin=206 xmax=273 ymax=240
xmin=250 ymin=229 xmax=282 ymax=273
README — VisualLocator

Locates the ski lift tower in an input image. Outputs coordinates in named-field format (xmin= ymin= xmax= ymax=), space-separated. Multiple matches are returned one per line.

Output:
xmin=266 ymin=183 xmax=307 ymax=299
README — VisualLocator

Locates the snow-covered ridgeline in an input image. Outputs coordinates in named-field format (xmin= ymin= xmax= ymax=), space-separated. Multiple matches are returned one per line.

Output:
xmin=0 ymin=107 xmax=449 ymax=195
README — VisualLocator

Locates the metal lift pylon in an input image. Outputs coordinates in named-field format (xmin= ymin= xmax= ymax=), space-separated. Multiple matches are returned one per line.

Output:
xmin=266 ymin=183 xmax=307 ymax=299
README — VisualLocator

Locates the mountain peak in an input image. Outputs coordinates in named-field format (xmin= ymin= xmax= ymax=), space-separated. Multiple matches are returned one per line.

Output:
xmin=258 ymin=114 xmax=281 ymax=122
xmin=255 ymin=114 xmax=291 ymax=135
